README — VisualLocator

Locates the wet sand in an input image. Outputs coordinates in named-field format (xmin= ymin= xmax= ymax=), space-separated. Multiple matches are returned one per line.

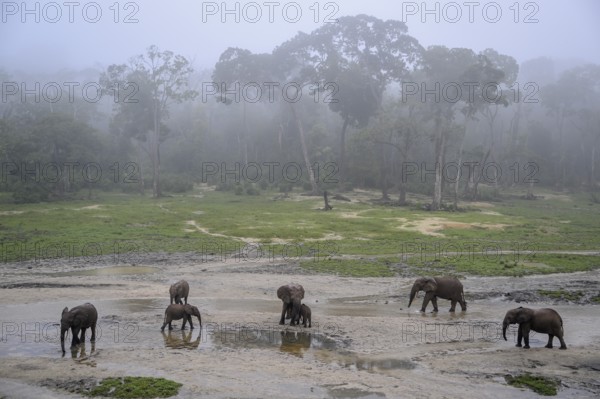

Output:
xmin=0 ymin=258 xmax=599 ymax=398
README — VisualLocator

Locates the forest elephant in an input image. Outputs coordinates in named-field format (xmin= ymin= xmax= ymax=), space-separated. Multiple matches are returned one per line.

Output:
xmin=408 ymin=276 xmax=467 ymax=312
xmin=299 ymin=304 xmax=312 ymax=328
xmin=277 ymin=284 xmax=305 ymax=325
xmin=161 ymin=304 xmax=202 ymax=331
xmin=502 ymin=307 xmax=566 ymax=349
xmin=169 ymin=280 xmax=190 ymax=305
xmin=60 ymin=303 xmax=98 ymax=354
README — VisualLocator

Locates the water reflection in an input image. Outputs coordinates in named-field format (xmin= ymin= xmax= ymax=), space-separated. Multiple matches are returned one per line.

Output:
xmin=69 ymin=342 xmax=96 ymax=366
xmin=162 ymin=330 xmax=201 ymax=350
xmin=279 ymin=330 xmax=312 ymax=358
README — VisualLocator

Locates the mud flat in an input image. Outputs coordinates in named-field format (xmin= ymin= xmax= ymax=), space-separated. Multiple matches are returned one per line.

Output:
xmin=0 ymin=258 xmax=599 ymax=398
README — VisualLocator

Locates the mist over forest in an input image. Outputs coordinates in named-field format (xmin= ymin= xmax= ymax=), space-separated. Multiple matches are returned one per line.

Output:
xmin=1 ymin=2 xmax=599 ymax=208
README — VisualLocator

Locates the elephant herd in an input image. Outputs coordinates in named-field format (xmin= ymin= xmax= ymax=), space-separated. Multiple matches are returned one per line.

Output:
xmin=407 ymin=276 xmax=567 ymax=350
xmin=58 ymin=276 xmax=566 ymax=354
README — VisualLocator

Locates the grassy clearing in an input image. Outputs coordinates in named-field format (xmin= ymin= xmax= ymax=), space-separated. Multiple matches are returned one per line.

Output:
xmin=300 ymin=258 xmax=397 ymax=277
xmin=505 ymin=374 xmax=559 ymax=396
xmin=406 ymin=253 xmax=599 ymax=277
xmin=86 ymin=377 xmax=182 ymax=398
xmin=0 ymin=189 xmax=599 ymax=277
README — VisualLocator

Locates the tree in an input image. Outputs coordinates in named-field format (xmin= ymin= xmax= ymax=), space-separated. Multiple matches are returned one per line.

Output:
xmin=283 ymin=15 xmax=422 ymax=187
xmin=101 ymin=46 xmax=197 ymax=197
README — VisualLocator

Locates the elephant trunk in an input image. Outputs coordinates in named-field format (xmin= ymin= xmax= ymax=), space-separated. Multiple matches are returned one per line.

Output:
xmin=502 ymin=320 xmax=509 ymax=341
xmin=291 ymin=299 xmax=302 ymax=324
xmin=408 ymin=285 xmax=418 ymax=308
xmin=60 ymin=327 xmax=67 ymax=353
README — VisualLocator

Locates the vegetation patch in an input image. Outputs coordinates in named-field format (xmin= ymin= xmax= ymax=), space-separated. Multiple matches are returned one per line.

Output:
xmin=300 ymin=258 xmax=397 ymax=277
xmin=505 ymin=374 xmax=559 ymax=396
xmin=406 ymin=253 xmax=600 ymax=277
xmin=85 ymin=377 xmax=182 ymax=398
xmin=538 ymin=289 xmax=584 ymax=302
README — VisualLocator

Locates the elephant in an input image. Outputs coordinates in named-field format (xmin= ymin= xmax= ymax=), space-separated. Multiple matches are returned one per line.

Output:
xmin=60 ymin=303 xmax=98 ymax=354
xmin=277 ymin=284 xmax=304 ymax=325
xmin=502 ymin=307 xmax=567 ymax=349
xmin=299 ymin=304 xmax=312 ymax=328
xmin=408 ymin=276 xmax=467 ymax=312
xmin=161 ymin=304 xmax=202 ymax=331
xmin=169 ymin=280 xmax=189 ymax=305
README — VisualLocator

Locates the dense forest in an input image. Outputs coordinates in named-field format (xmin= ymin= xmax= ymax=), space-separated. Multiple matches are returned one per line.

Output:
xmin=1 ymin=15 xmax=599 ymax=207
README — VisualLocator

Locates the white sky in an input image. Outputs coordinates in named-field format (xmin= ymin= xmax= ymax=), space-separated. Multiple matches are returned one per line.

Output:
xmin=1 ymin=0 xmax=599 ymax=73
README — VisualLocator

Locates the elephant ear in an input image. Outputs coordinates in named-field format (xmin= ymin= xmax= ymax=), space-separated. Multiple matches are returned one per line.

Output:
xmin=423 ymin=278 xmax=437 ymax=292
xmin=515 ymin=309 xmax=531 ymax=324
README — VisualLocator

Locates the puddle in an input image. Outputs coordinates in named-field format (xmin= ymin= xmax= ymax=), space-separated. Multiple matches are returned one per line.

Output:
xmin=327 ymin=387 xmax=386 ymax=398
xmin=49 ymin=266 xmax=161 ymax=277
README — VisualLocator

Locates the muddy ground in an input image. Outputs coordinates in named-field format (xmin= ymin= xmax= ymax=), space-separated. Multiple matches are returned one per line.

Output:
xmin=0 ymin=255 xmax=599 ymax=398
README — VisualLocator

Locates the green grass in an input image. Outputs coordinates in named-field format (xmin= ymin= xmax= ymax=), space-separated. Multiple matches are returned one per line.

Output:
xmin=300 ymin=258 xmax=397 ymax=277
xmin=505 ymin=374 xmax=559 ymax=396
xmin=406 ymin=253 xmax=599 ymax=277
xmin=86 ymin=377 xmax=182 ymax=398
xmin=0 ymin=188 xmax=599 ymax=277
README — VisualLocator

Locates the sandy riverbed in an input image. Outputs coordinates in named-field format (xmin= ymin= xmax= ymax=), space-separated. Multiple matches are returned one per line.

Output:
xmin=0 ymin=256 xmax=599 ymax=398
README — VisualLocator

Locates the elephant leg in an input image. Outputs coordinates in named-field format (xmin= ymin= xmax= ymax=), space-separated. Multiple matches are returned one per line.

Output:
xmin=181 ymin=316 xmax=188 ymax=330
xmin=184 ymin=296 xmax=188 ymax=305
xmin=421 ymin=292 xmax=434 ymax=312
xmin=545 ymin=334 xmax=554 ymax=348
xmin=90 ymin=323 xmax=96 ymax=342
xmin=558 ymin=335 xmax=567 ymax=350
xmin=80 ymin=327 xmax=87 ymax=342
xmin=459 ymin=299 xmax=467 ymax=311
xmin=449 ymin=299 xmax=457 ymax=312
xmin=280 ymin=303 xmax=288 ymax=325
xmin=71 ymin=327 xmax=81 ymax=347
xmin=188 ymin=315 xmax=194 ymax=330
xmin=516 ymin=325 xmax=523 ymax=347
xmin=522 ymin=325 xmax=531 ymax=349
xmin=430 ymin=295 xmax=439 ymax=312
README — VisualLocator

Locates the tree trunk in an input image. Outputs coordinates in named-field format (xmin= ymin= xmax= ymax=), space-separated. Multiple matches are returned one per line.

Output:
xmin=339 ymin=116 xmax=349 ymax=188
xmin=431 ymin=116 xmax=444 ymax=211
xmin=378 ymin=143 xmax=390 ymax=200
xmin=453 ymin=124 xmax=467 ymax=209
xmin=152 ymin=100 xmax=161 ymax=198
xmin=323 ymin=190 xmax=333 ymax=210
xmin=242 ymin=102 xmax=248 ymax=165
xmin=137 ymin=143 xmax=145 ymax=195
xmin=290 ymin=104 xmax=318 ymax=194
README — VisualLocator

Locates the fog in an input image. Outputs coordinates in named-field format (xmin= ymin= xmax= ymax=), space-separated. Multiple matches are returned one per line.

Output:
xmin=1 ymin=1 xmax=600 ymax=204
xmin=2 ymin=0 xmax=599 ymax=73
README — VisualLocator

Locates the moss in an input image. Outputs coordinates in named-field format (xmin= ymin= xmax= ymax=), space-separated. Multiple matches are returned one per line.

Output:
xmin=86 ymin=377 xmax=182 ymax=398
xmin=505 ymin=374 xmax=558 ymax=396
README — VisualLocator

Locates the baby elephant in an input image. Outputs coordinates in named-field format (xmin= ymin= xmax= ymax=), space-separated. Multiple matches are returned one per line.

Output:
xmin=60 ymin=303 xmax=98 ymax=354
xmin=170 ymin=280 xmax=189 ymax=305
xmin=299 ymin=304 xmax=311 ymax=328
xmin=161 ymin=304 xmax=202 ymax=332
xmin=502 ymin=307 xmax=567 ymax=349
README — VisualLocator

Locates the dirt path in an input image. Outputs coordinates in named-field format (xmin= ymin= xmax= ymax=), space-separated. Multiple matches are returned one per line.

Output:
xmin=0 ymin=257 xmax=599 ymax=398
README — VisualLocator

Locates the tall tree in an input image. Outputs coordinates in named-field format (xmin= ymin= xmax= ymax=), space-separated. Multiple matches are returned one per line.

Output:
xmin=101 ymin=46 xmax=197 ymax=197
